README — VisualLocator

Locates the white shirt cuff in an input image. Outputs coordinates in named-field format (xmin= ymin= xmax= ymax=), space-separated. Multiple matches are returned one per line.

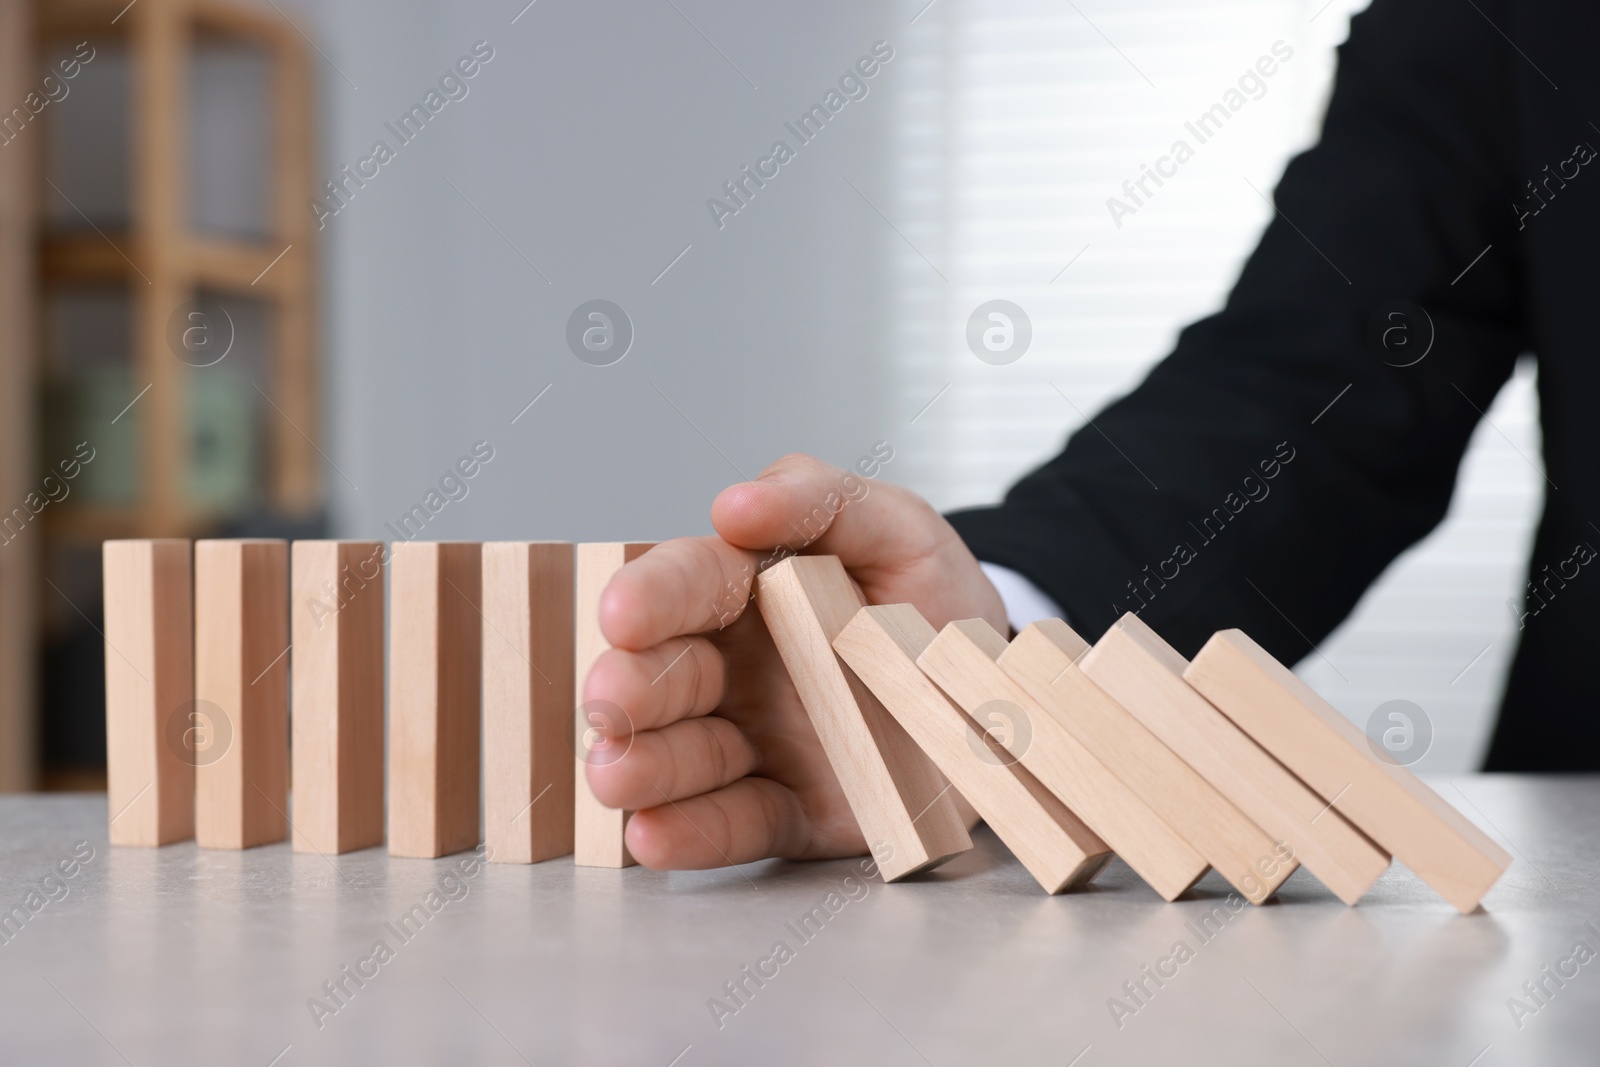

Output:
xmin=979 ymin=562 xmax=1067 ymax=633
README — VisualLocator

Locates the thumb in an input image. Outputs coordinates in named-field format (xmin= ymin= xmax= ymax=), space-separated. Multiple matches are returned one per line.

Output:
xmin=710 ymin=452 xmax=951 ymax=577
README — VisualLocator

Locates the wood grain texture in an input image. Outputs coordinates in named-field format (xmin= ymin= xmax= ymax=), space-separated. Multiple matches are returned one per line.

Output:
xmin=1081 ymin=614 xmax=1389 ymax=905
xmin=103 ymin=540 xmax=194 ymax=845
xmin=757 ymin=557 xmax=971 ymax=882
xmin=388 ymin=542 xmax=482 ymax=859
xmin=918 ymin=619 xmax=1207 ymax=901
xmin=484 ymin=542 xmax=575 ymax=864
xmin=1002 ymin=620 xmax=1295 ymax=903
xmin=290 ymin=541 xmax=384 ymax=854
xmin=574 ymin=542 xmax=654 ymax=868
xmin=834 ymin=604 xmax=1109 ymax=893
xmin=1185 ymin=629 xmax=1511 ymax=913
xmin=195 ymin=540 xmax=289 ymax=849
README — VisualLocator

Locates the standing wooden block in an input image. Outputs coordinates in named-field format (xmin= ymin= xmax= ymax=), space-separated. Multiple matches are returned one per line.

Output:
xmin=195 ymin=539 xmax=289 ymax=850
xmin=1185 ymin=630 xmax=1511 ymax=913
xmin=834 ymin=604 xmax=1110 ymax=893
xmin=757 ymin=557 xmax=971 ymax=881
xmin=1000 ymin=620 xmax=1296 ymax=904
xmin=484 ymin=542 xmax=576 ymax=864
xmin=103 ymin=539 xmax=194 ymax=846
xmin=290 ymin=541 xmax=385 ymax=855
xmin=1081 ymin=614 xmax=1389 ymax=905
xmin=918 ymin=619 xmax=1207 ymax=901
xmin=574 ymin=542 xmax=655 ymax=868
xmin=388 ymin=542 xmax=482 ymax=859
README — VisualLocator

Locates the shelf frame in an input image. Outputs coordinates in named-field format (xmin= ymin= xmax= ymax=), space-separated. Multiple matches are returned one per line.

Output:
xmin=12 ymin=0 xmax=323 ymax=790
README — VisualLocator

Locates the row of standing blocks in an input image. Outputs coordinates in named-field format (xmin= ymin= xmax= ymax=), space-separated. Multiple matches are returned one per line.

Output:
xmin=103 ymin=541 xmax=1512 ymax=912
xmin=103 ymin=538 xmax=651 ymax=866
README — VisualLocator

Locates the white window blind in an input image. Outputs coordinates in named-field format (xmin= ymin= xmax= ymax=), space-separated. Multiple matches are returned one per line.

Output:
xmin=889 ymin=0 xmax=1543 ymax=771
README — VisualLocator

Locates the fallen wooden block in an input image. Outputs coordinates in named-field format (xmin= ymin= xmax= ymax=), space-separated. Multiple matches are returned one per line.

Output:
xmin=834 ymin=604 xmax=1110 ymax=893
xmin=918 ymin=618 xmax=1207 ymax=901
xmin=484 ymin=541 xmax=576 ymax=864
xmin=1185 ymin=629 xmax=1511 ymax=913
xmin=102 ymin=539 xmax=194 ymax=846
xmin=388 ymin=541 xmax=482 ymax=859
xmin=290 ymin=541 xmax=385 ymax=855
xmin=194 ymin=539 xmax=289 ymax=850
xmin=1081 ymin=614 xmax=1389 ymax=905
xmin=1001 ymin=619 xmax=1296 ymax=903
xmin=757 ymin=557 xmax=971 ymax=881
xmin=574 ymin=542 xmax=655 ymax=868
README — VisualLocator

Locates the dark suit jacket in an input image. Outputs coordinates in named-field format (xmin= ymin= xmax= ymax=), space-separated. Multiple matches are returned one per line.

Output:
xmin=948 ymin=0 xmax=1598 ymax=771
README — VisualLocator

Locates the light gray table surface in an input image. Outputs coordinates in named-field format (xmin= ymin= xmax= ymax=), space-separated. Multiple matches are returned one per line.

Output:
xmin=1 ymin=778 xmax=1596 ymax=1066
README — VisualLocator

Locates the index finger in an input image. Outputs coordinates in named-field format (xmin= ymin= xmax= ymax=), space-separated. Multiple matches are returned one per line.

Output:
xmin=599 ymin=535 xmax=764 ymax=651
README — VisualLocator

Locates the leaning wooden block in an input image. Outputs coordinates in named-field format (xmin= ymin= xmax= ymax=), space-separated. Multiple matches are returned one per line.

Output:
xmin=484 ymin=542 xmax=575 ymax=864
xmin=918 ymin=618 xmax=1207 ymax=901
xmin=103 ymin=539 xmax=194 ymax=846
xmin=834 ymin=604 xmax=1110 ymax=893
xmin=290 ymin=541 xmax=385 ymax=855
xmin=388 ymin=542 xmax=482 ymax=859
xmin=1001 ymin=619 xmax=1295 ymax=903
xmin=195 ymin=539 xmax=289 ymax=850
xmin=757 ymin=557 xmax=971 ymax=881
xmin=1185 ymin=630 xmax=1511 ymax=913
xmin=1081 ymin=614 xmax=1389 ymax=905
xmin=574 ymin=542 xmax=655 ymax=868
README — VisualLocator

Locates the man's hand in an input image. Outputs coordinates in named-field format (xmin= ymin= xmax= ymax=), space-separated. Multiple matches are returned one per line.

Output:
xmin=582 ymin=453 xmax=1006 ymax=869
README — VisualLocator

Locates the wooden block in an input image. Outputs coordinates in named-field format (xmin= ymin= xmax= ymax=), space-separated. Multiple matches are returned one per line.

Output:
xmin=834 ymin=604 xmax=1110 ymax=893
xmin=290 ymin=541 xmax=385 ymax=855
xmin=1080 ymin=614 xmax=1389 ymax=905
xmin=103 ymin=539 xmax=194 ymax=846
xmin=1185 ymin=630 xmax=1511 ymax=913
xmin=484 ymin=541 xmax=576 ymax=864
xmin=918 ymin=619 xmax=1207 ymax=901
xmin=1001 ymin=619 xmax=1296 ymax=903
xmin=574 ymin=542 xmax=655 ymax=868
xmin=195 ymin=539 xmax=289 ymax=850
xmin=388 ymin=542 xmax=482 ymax=859
xmin=756 ymin=557 xmax=971 ymax=881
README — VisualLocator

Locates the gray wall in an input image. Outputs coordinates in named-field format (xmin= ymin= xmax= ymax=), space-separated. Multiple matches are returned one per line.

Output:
xmin=292 ymin=0 xmax=903 ymax=543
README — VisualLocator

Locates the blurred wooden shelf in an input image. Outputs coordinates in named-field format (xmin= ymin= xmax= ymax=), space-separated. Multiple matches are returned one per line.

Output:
xmin=40 ymin=231 xmax=302 ymax=294
xmin=42 ymin=505 xmax=236 ymax=544
xmin=40 ymin=0 xmax=295 ymax=45
xmin=38 ymin=766 xmax=109 ymax=792
xmin=0 ymin=0 xmax=322 ymax=791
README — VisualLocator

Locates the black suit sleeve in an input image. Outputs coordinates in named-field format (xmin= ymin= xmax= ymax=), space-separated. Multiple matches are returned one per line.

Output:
xmin=948 ymin=0 xmax=1528 ymax=662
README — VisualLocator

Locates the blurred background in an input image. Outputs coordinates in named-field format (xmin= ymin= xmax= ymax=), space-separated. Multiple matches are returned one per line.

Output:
xmin=0 ymin=0 xmax=1542 ymax=790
